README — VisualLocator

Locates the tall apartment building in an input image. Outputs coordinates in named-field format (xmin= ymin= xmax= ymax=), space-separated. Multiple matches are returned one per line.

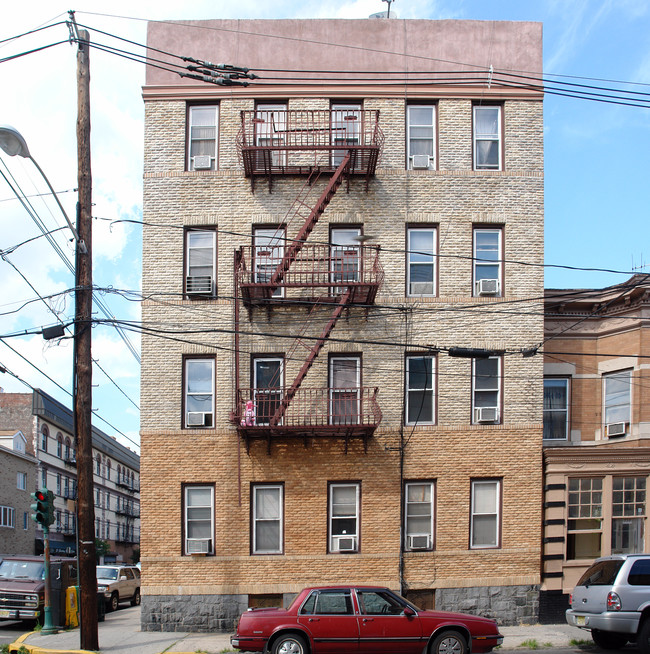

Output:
xmin=0 ymin=390 xmax=140 ymax=562
xmin=541 ymin=276 xmax=650 ymax=621
xmin=141 ymin=18 xmax=544 ymax=631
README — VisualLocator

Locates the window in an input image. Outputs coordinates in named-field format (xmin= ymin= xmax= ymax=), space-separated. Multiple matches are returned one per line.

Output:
xmin=184 ymin=485 xmax=214 ymax=555
xmin=473 ymin=228 xmax=502 ymax=296
xmin=544 ymin=378 xmax=569 ymax=440
xmin=405 ymin=355 xmax=435 ymax=425
xmin=23 ymin=512 xmax=28 ymax=530
xmin=604 ymin=370 xmax=631 ymax=435
xmin=106 ymin=460 xmax=111 ymax=481
xmin=612 ymin=476 xmax=646 ymax=554
xmin=187 ymin=105 xmax=218 ymax=171
xmin=329 ymin=482 xmax=359 ymax=553
xmin=64 ymin=438 xmax=71 ymax=460
xmin=301 ymin=589 xmax=353 ymax=615
xmin=252 ymin=485 xmax=283 ymax=554
xmin=407 ymin=105 xmax=436 ymax=170
xmin=254 ymin=227 xmax=285 ymax=299
xmin=255 ymin=103 xmax=287 ymax=167
xmin=331 ymin=103 xmax=361 ymax=169
xmin=473 ymin=104 xmax=502 ymax=170
xmin=56 ymin=474 xmax=61 ymax=495
xmin=96 ymin=455 xmax=101 ymax=475
xmin=0 ymin=506 xmax=15 ymax=528
xmin=357 ymin=589 xmax=407 ymax=615
xmin=185 ymin=229 xmax=216 ymax=296
xmin=184 ymin=357 xmax=215 ymax=428
xmin=56 ymin=434 xmax=63 ymax=458
xmin=40 ymin=425 xmax=48 ymax=452
xmin=407 ymin=227 xmax=436 ymax=296
xmin=470 ymin=479 xmax=500 ymax=548
xmin=329 ymin=356 xmax=360 ymax=425
xmin=41 ymin=469 xmax=47 ymax=489
xmin=17 ymin=472 xmax=27 ymax=490
xmin=567 ymin=477 xmax=603 ymax=559
xmin=472 ymin=356 xmax=501 ymax=424
xmin=404 ymin=482 xmax=434 ymax=550
xmin=253 ymin=357 xmax=284 ymax=425
xmin=330 ymin=227 xmax=361 ymax=295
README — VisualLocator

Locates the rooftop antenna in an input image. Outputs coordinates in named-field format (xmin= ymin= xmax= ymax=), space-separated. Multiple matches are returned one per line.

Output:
xmin=382 ymin=0 xmax=396 ymax=18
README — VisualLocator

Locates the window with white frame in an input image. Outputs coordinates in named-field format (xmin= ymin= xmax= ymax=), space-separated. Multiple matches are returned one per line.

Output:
xmin=405 ymin=355 xmax=435 ymax=425
xmin=407 ymin=227 xmax=436 ymax=296
xmin=185 ymin=229 xmax=216 ymax=296
xmin=329 ymin=483 xmax=359 ymax=553
xmin=404 ymin=482 xmax=434 ymax=550
xmin=0 ymin=506 xmax=15 ymax=528
xmin=17 ymin=472 xmax=27 ymax=490
xmin=472 ymin=357 xmax=501 ymax=424
xmin=329 ymin=356 xmax=360 ymax=425
xmin=184 ymin=358 xmax=215 ymax=428
xmin=184 ymin=485 xmax=214 ymax=555
xmin=604 ymin=370 xmax=631 ymax=436
xmin=473 ymin=228 xmax=502 ymax=296
xmin=252 ymin=484 xmax=283 ymax=554
xmin=41 ymin=469 xmax=47 ymax=488
xmin=470 ymin=479 xmax=500 ymax=548
xmin=473 ymin=104 xmax=502 ymax=170
xmin=567 ymin=477 xmax=602 ymax=559
xmin=187 ymin=105 xmax=218 ymax=171
xmin=407 ymin=105 xmax=436 ymax=170
xmin=543 ymin=378 xmax=569 ymax=440
xmin=40 ymin=425 xmax=48 ymax=452
xmin=612 ymin=476 xmax=646 ymax=554
xmin=255 ymin=103 xmax=287 ymax=167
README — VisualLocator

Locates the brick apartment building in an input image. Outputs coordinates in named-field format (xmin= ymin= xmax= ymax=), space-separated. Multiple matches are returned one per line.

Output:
xmin=0 ymin=390 xmax=140 ymax=562
xmin=541 ymin=275 xmax=650 ymax=621
xmin=141 ymin=18 xmax=544 ymax=631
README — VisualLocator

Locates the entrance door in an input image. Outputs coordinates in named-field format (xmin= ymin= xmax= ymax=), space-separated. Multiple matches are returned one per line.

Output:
xmin=254 ymin=358 xmax=283 ymax=425
xmin=331 ymin=103 xmax=361 ymax=168
xmin=330 ymin=228 xmax=361 ymax=295
xmin=255 ymin=103 xmax=287 ymax=168
xmin=330 ymin=357 xmax=360 ymax=425
xmin=254 ymin=227 xmax=285 ymax=298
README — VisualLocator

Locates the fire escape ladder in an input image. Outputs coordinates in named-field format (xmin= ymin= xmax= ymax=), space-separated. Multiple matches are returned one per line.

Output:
xmin=270 ymin=289 xmax=352 ymax=426
xmin=267 ymin=152 xmax=351 ymax=292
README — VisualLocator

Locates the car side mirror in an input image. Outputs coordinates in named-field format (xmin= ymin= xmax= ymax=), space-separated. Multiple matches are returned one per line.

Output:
xmin=403 ymin=606 xmax=416 ymax=617
xmin=120 ymin=575 xmax=127 ymax=581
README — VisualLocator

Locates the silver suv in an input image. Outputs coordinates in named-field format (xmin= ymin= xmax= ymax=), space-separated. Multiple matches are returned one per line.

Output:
xmin=96 ymin=565 xmax=141 ymax=612
xmin=566 ymin=554 xmax=650 ymax=651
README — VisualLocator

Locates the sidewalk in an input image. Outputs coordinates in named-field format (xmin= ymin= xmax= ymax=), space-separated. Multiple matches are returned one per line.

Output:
xmin=10 ymin=606 xmax=592 ymax=654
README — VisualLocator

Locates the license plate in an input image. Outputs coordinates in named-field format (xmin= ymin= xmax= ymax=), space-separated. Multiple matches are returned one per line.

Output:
xmin=576 ymin=616 xmax=586 ymax=626
xmin=0 ymin=609 xmax=14 ymax=618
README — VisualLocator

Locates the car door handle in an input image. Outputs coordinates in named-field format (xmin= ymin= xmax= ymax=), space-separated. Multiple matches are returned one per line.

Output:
xmin=309 ymin=618 xmax=320 ymax=622
xmin=363 ymin=618 xmax=374 ymax=623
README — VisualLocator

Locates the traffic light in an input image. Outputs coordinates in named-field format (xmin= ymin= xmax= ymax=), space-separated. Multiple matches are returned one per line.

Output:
xmin=31 ymin=489 xmax=54 ymax=527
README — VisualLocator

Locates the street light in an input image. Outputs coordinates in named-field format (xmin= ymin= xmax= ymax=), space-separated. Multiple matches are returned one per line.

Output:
xmin=0 ymin=125 xmax=84 ymax=250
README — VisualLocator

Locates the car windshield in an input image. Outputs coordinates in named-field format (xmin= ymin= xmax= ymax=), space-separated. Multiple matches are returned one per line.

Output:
xmin=576 ymin=560 xmax=624 ymax=587
xmin=96 ymin=567 xmax=119 ymax=580
xmin=0 ymin=560 xmax=45 ymax=580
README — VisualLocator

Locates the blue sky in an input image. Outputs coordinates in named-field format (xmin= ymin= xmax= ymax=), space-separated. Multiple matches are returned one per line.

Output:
xmin=1 ymin=0 xmax=648 ymax=445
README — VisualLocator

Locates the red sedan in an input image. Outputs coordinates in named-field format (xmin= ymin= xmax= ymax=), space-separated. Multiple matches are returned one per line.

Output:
xmin=231 ymin=585 xmax=503 ymax=654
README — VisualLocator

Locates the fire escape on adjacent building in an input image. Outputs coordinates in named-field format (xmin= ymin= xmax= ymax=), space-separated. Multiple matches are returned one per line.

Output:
xmin=232 ymin=108 xmax=385 ymax=452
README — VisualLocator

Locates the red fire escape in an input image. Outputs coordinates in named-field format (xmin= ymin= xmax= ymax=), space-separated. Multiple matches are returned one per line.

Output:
xmin=233 ymin=109 xmax=384 ymax=452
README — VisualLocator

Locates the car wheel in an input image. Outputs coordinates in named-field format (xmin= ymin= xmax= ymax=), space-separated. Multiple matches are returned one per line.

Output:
xmin=430 ymin=630 xmax=467 ymax=654
xmin=109 ymin=592 xmax=119 ymax=612
xmin=272 ymin=633 xmax=308 ymax=654
xmin=131 ymin=588 xmax=141 ymax=607
xmin=637 ymin=621 xmax=650 ymax=654
xmin=592 ymin=629 xmax=629 ymax=650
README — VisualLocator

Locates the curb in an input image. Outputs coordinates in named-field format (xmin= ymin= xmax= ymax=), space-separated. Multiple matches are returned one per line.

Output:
xmin=8 ymin=631 xmax=95 ymax=654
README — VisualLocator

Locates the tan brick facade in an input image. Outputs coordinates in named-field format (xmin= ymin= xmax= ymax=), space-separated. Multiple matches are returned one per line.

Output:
xmin=141 ymin=19 xmax=544 ymax=631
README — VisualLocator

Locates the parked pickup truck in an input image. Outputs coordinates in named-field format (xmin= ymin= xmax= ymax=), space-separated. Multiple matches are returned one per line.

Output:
xmin=0 ymin=555 xmax=77 ymax=623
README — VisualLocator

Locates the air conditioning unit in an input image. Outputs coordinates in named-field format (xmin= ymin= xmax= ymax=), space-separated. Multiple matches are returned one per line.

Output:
xmin=474 ymin=407 xmax=499 ymax=423
xmin=192 ymin=155 xmax=212 ymax=170
xmin=186 ymin=275 xmax=213 ymax=295
xmin=408 ymin=534 xmax=431 ymax=550
xmin=477 ymin=278 xmax=499 ymax=295
xmin=186 ymin=538 xmax=211 ymax=554
xmin=333 ymin=535 xmax=357 ymax=552
xmin=410 ymin=281 xmax=434 ymax=295
xmin=606 ymin=422 xmax=627 ymax=437
xmin=186 ymin=412 xmax=213 ymax=427
xmin=411 ymin=155 xmax=431 ymax=170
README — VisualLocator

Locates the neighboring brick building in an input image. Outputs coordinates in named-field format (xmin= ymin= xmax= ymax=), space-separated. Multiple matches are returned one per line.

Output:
xmin=0 ymin=430 xmax=37 ymax=554
xmin=540 ymin=276 xmax=650 ymax=622
xmin=0 ymin=390 xmax=140 ymax=562
xmin=141 ymin=18 xmax=544 ymax=631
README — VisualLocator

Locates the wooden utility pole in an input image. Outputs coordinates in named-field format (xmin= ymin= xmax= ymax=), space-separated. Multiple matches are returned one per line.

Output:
xmin=75 ymin=26 xmax=98 ymax=651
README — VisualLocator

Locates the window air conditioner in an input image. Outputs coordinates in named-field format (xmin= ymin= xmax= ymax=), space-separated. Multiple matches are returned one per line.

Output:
xmin=192 ymin=155 xmax=212 ymax=170
xmin=411 ymin=155 xmax=431 ymax=170
xmin=477 ymin=278 xmax=499 ymax=295
xmin=410 ymin=281 xmax=434 ymax=295
xmin=474 ymin=407 xmax=499 ymax=423
xmin=333 ymin=535 xmax=356 ymax=552
xmin=187 ymin=412 xmax=213 ymax=427
xmin=186 ymin=275 xmax=213 ymax=295
xmin=186 ymin=538 xmax=211 ymax=554
xmin=408 ymin=534 xmax=431 ymax=550
xmin=606 ymin=422 xmax=627 ymax=437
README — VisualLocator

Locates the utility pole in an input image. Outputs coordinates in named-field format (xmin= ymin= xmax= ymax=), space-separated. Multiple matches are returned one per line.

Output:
xmin=74 ymin=22 xmax=98 ymax=651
